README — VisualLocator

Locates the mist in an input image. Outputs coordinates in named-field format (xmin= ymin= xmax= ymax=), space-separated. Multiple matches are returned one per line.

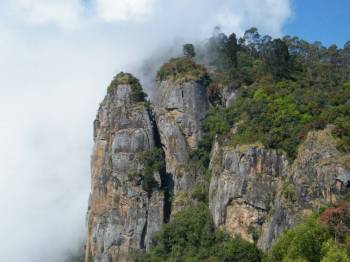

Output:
xmin=0 ymin=1 xmax=292 ymax=261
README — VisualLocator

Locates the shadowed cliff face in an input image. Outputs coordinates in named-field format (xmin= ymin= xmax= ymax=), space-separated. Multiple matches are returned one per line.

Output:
xmin=209 ymin=127 xmax=350 ymax=250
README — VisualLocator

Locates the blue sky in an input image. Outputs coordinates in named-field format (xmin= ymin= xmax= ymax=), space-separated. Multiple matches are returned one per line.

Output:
xmin=285 ymin=0 xmax=350 ymax=47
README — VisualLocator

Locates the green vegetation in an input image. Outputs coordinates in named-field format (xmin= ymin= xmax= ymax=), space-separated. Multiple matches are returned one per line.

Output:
xmin=156 ymin=57 xmax=210 ymax=86
xmin=190 ymin=182 xmax=209 ymax=204
xmin=198 ymin=27 xmax=350 ymax=159
xmin=132 ymin=204 xmax=261 ymax=262
xmin=138 ymin=148 xmax=165 ymax=194
xmin=135 ymin=28 xmax=350 ymax=261
xmin=248 ymin=224 xmax=260 ymax=244
xmin=108 ymin=72 xmax=147 ymax=102
xmin=183 ymin=43 xmax=196 ymax=58
xmin=281 ymin=182 xmax=297 ymax=202
xmin=127 ymin=148 xmax=165 ymax=194
xmin=265 ymin=202 xmax=350 ymax=262
xmin=190 ymin=107 xmax=231 ymax=168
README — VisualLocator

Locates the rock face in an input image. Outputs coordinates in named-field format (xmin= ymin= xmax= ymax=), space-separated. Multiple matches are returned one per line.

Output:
xmin=153 ymin=80 xmax=209 ymax=207
xmin=222 ymin=82 xmax=239 ymax=107
xmin=85 ymin=82 xmax=164 ymax=262
xmin=209 ymin=128 xmax=350 ymax=250
xmin=154 ymin=80 xmax=209 ymax=153
xmin=209 ymin=142 xmax=288 ymax=245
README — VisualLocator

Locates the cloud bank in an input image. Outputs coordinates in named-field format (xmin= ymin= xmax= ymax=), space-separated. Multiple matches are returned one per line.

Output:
xmin=0 ymin=1 xmax=292 ymax=261
xmin=96 ymin=0 xmax=158 ymax=22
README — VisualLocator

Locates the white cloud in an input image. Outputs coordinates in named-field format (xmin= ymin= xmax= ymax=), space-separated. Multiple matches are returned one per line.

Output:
xmin=95 ymin=0 xmax=157 ymax=22
xmin=0 ymin=26 xmax=143 ymax=262
xmin=210 ymin=0 xmax=292 ymax=37
xmin=4 ymin=0 xmax=291 ymax=34
xmin=0 ymin=1 xmax=293 ymax=261
xmin=9 ymin=0 xmax=82 ymax=29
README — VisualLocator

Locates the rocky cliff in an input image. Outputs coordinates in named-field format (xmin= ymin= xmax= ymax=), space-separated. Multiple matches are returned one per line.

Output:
xmin=153 ymin=79 xmax=209 ymax=213
xmin=85 ymin=69 xmax=350 ymax=261
xmin=209 ymin=127 xmax=350 ymax=250
xmin=85 ymin=72 xmax=210 ymax=261
xmin=85 ymin=74 xmax=165 ymax=262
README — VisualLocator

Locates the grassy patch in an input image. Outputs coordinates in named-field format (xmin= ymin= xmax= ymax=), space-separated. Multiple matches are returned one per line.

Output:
xmin=157 ymin=57 xmax=211 ymax=86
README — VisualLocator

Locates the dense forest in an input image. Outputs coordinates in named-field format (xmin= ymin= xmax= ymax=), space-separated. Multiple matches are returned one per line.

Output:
xmin=130 ymin=27 xmax=350 ymax=262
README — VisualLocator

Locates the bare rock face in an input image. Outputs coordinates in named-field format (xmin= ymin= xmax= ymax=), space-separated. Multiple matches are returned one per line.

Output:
xmin=209 ymin=142 xmax=288 ymax=245
xmin=154 ymin=80 xmax=209 ymax=153
xmin=258 ymin=128 xmax=350 ymax=250
xmin=153 ymin=80 xmax=209 ymax=210
xmin=153 ymin=108 xmax=189 ymax=175
xmin=222 ymin=82 xmax=239 ymax=107
xmin=209 ymin=127 xmax=350 ymax=250
xmin=85 ymin=79 xmax=164 ymax=262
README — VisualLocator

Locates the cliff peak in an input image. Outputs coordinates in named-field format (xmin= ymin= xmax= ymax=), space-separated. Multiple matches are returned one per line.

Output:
xmin=107 ymin=72 xmax=147 ymax=103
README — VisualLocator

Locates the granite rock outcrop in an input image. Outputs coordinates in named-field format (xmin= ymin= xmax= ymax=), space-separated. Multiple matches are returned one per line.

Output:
xmin=209 ymin=127 xmax=350 ymax=250
xmin=85 ymin=77 xmax=164 ymax=262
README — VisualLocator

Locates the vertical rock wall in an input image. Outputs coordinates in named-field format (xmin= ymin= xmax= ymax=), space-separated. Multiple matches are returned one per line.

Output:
xmin=85 ymin=82 xmax=164 ymax=262
xmin=153 ymin=80 xmax=209 ymax=211
xmin=209 ymin=128 xmax=350 ymax=250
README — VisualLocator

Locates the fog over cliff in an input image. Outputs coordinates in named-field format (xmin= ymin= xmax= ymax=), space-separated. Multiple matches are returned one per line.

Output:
xmin=0 ymin=1 xmax=292 ymax=261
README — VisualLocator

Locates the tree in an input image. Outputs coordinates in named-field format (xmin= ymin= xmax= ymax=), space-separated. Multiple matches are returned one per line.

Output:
xmin=206 ymin=29 xmax=228 ymax=68
xmin=321 ymin=240 xmax=350 ymax=262
xmin=320 ymin=202 xmax=350 ymax=242
xmin=224 ymin=33 xmax=238 ymax=68
xmin=243 ymin=27 xmax=261 ymax=56
xmin=183 ymin=43 xmax=196 ymax=58
xmin=261 ymin=39 xmax=291 ymax=79
xmin=266 ymin=216 xmax=330 ymax=262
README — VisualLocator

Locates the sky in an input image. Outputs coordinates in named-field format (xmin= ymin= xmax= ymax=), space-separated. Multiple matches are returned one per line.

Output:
xmin=285 ymin=0 xmax=350 ymax=47
xmin=0 ymin=1 xmax=348 ymax=262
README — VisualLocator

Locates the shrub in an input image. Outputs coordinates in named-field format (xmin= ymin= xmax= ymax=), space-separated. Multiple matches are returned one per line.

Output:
xmin=266 ymin=204 xmax=350 ymax=262
xmin=248 ymin=224 xmax=260 ymax=243
xmin=211 ymin=235 xmax=261 ymax=262
xmin=156 ymin=57 xmax=211 ymax=86
xmin=266 ymin=216 xmax=330 ymax=262
xmin=148 ymin=204 xmax=215 ymax=261
xmin=138 ymin=148 xmax=165 ymax=194
xmin=321 ymin=240 xmax=350 ymax=262
xmin=191 ymin=183 xmax=209 ymax=204
xmin=137 ymin=204 xmax=261 ymax=262
xmin=281 ymin=182 xmax=297 ymax=202
xmin=320 ymin=202 xmax=350 ymax=242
